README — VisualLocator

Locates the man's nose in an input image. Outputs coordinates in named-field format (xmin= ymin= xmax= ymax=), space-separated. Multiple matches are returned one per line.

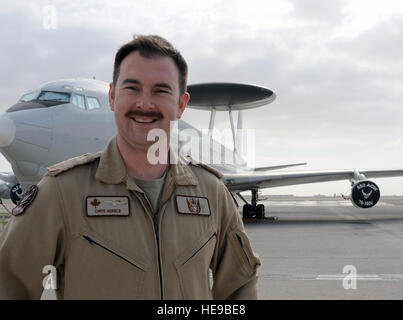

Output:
xmin=136 ymin=92 xmax=155 ymax=110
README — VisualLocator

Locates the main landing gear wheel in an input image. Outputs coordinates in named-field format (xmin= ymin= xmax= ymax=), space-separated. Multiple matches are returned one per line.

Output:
xmin=242 ymin=188 xmax=266 ymax=220
xmin=242 ymin=204 xmax=254 ymax=219
xmin=242 ymin=204 xmax=265 ymax=219
xmin=256 ymin=204 xmax=265 ymax=219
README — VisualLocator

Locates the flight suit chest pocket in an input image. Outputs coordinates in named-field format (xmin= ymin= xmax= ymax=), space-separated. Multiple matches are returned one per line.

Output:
xmin=65 ymin=232 xmax=147 ymax=299
xmin=174 ymin=229 xmax=216 ymax=299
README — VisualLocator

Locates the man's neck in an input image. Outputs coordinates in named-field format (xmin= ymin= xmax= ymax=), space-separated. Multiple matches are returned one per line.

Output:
xmin=116 ymin=135 xmax=168 ymax=180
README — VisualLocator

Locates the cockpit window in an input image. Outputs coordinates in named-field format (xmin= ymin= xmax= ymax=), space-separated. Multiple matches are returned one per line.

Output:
xmin=19 ymin=91 xmax=39 ymax=102
xmin=87 ymin=96 xmax=101 ymax=110
xmin=7 ymin=90 xmax=71 ymax=113
xmin=37 ymin=91 xmax=71 ymax=102
xmin=72 ymin=93 xmax=86 ymax=110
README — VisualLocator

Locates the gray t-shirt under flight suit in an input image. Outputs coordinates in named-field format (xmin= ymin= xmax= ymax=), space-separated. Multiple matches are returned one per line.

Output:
xmin=131 ymin=167 xmax=168 ymax=214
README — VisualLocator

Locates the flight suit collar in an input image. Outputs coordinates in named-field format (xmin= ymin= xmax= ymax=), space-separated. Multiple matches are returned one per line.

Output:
xmin=95 ymin=136 xmax=198 ymax=187
xmin=95 ymin=136 xmax=127 ymax=185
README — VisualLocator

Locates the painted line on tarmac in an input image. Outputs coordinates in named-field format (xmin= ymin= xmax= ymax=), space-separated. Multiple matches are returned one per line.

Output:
xmin=261 ymin=273 xmax=403 ymax=281
xmin=267 ymin=201 xmax=393 ymax=207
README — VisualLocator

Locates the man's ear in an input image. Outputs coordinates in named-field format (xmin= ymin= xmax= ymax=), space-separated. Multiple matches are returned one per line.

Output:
xmin=177 ymin=92 xmax=190 ymax=119
xmin=109 ymin=82 xmax=115 ymax=111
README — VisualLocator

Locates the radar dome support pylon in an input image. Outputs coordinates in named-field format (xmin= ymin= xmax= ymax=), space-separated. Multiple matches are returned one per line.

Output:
xmin=187 ymin=82 xmax=276 ymax=156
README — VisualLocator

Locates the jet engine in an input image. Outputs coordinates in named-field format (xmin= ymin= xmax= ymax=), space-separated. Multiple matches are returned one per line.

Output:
xmin=350 ymin=180 xmax=380 ymax=208
xmin=10 ymin=183 xmax=22 ymax=205
xmin=0 ymin=173 xmax=21 ymax=205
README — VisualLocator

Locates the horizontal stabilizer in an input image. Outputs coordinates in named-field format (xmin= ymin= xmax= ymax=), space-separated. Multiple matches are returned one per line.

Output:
xmin=252 ymin=162 xmax=307 ymax=171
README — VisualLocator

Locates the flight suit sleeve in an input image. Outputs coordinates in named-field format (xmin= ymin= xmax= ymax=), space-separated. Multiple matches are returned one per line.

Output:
xmin=211 ymin=183 xmax=261 ymax=300
xmin=0 ymin=176 xmax=66 ymax=299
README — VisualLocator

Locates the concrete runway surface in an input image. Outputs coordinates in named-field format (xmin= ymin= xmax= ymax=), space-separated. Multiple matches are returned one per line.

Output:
xmin=3 ymin=197 xmax=403 ymax=299
xmin=244 ymin=196 xmax=403 ymax=299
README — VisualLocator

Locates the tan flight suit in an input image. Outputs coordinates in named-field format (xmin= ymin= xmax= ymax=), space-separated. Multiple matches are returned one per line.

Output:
xmin=0 ymin=136 xmax=261 ymax=300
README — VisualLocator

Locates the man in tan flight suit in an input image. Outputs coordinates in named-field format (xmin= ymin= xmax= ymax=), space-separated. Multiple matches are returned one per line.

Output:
xmin=0 ymin=35 xmax=260 ymax=299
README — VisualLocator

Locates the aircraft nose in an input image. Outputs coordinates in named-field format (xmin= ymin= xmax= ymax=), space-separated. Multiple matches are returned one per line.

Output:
xmin=0 ymin=114 xmax=16 ymax=147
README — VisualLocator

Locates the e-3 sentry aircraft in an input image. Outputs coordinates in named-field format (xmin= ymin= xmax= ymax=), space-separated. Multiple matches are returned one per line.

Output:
xmin=1 ymin=78 xmax=403 ymax=219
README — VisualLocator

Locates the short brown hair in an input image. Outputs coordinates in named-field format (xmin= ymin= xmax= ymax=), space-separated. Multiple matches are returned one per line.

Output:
xmin=112 ymin=34 xmax=188 ymax=94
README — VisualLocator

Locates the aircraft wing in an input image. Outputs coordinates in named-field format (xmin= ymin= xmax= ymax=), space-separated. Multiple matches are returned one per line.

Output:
xmin=223 ymin=169 xmax=403 ymax=191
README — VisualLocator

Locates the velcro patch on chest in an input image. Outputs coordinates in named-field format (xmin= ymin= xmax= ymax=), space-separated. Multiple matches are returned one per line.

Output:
xmin=86 ymin=196 xmax=130 ymax=217
xmin=175 ymin=195 xmax=211 ymax=216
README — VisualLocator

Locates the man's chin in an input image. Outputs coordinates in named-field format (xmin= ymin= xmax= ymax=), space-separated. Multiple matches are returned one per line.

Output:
xmin=129 ymin=139 xmax=155 ymax=151
xmin=118 ymin=133 xmax=150 ymax=150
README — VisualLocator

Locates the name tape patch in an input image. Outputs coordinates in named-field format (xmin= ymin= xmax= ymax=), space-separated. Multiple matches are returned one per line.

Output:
xmin=176 ymin=195 xmax=211 ymax=216
xmin=86 ymin=196 xmax=130 ymax=217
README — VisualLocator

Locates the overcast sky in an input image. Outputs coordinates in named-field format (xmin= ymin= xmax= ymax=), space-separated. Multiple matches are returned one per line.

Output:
xmin=1 ymin=0 xmax=403 ymax=195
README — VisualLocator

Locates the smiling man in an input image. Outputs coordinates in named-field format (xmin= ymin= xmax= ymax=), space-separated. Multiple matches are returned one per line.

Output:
xmin=0 ymin=35 xmax=261 ymax=300
xmin=109 ymin=42 xmax=189 ymax=179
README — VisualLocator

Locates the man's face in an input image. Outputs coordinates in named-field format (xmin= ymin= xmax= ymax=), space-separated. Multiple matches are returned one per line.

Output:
xmin=109 ymin=51 xmax=189 ymax=152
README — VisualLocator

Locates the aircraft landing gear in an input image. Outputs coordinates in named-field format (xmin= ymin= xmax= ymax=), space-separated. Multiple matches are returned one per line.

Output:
xmin=239 ymin=188 xmax=278 ymax=221
xmin=242 ymin=203 xmax=265 ymax=219
xmin=242 ymin=188 xmax=265 ymax=219
xmin=256 ymin=204 xmax=265 ymax=219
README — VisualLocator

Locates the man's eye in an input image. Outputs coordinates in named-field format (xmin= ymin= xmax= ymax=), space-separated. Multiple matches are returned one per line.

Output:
xmin=156 ymin=89 xmax=169 ymax=94
xmin=126 ymin=86 xmax=139 ymax=91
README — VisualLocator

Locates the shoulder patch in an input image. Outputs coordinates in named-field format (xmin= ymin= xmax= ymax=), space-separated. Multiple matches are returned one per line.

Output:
xmin=12 ymin=185 xmax=38 ymax=216
xmin=46 ymin=152 xmax=101 ymax=176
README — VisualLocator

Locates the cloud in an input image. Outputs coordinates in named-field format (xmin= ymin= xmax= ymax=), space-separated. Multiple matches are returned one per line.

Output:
xmin=0 ymin=8 xmax=120 ymax=109
xmin=0 ymin=0 xmax=402 ymax=195
xmin=287 ymin=0 xmax=348 ymax=24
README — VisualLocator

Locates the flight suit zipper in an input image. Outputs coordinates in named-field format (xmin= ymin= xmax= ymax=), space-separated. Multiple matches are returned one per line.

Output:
xmin=130 ymin=174 xmax=174 ymax=299
xmin=134 ymin=192 xmax=164 ymax=299
xmin=153 ymin=209 xmax=164 ymax=300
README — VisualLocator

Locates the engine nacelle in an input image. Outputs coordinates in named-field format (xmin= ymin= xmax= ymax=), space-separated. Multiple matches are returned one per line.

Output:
xmin=350 ymin=180 xmax=380 ymax=208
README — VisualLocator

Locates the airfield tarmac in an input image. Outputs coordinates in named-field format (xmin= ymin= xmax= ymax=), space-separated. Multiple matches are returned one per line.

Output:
xmin=2 ymin=196 xmax=403 ymax=300
xmin=245 ymin=196 xmax=403 ymax=299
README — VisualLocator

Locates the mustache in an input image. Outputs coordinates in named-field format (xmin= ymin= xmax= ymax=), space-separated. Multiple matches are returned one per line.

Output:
xmin=125 ymin=110 xmax=163 ymax=119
